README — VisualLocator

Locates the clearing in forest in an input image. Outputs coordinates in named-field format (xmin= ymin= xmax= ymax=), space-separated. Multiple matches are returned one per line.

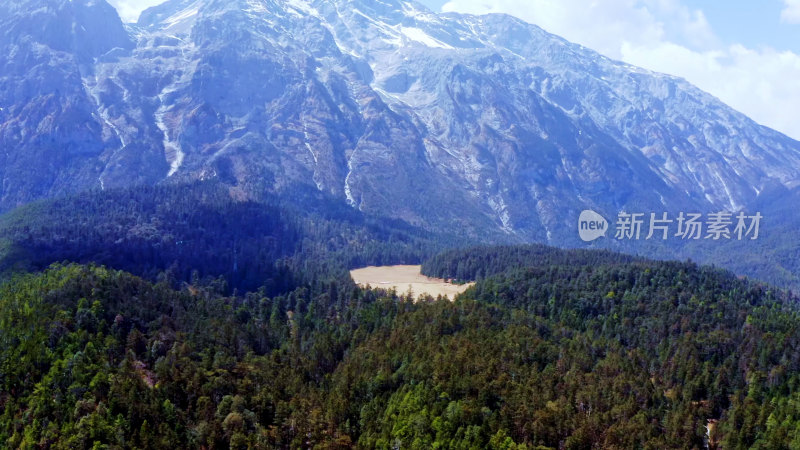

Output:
xmin=350 ymin=265 xmax=473 ymax=300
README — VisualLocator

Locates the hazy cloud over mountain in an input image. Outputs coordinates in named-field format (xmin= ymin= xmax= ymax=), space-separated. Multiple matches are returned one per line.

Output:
xmin=441 ymin=0 xmax=800 ymax=140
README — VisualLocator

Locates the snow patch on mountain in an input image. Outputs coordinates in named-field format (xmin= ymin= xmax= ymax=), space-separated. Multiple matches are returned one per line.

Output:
xmin=155 ymin=88 xmax=185 ymax=177
xmin=400 ymin=27 xmax=454 ymax=49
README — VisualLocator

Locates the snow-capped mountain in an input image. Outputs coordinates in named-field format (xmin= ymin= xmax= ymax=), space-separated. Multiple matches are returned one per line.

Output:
xmin=2 ymin=0 xmax=800 ymax=242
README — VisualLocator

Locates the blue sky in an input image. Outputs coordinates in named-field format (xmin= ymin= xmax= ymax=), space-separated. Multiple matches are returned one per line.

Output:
xmin=109 ymin=0 xmax=800 ymax=139
xmin=680 ymin=1 xmax=800 ymax=52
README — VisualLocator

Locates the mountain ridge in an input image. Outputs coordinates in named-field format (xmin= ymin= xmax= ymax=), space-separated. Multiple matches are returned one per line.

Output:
xmin=1 ymin=0 xmax=799 ymax=244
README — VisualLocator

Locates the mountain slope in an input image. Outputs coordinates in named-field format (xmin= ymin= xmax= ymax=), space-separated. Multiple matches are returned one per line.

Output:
xmin=1 ymin=0 xmax=799 ymax=244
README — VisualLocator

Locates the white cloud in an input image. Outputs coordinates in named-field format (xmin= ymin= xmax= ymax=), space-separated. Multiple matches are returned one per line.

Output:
xmin=107 ymin=0 xmax=167 ymax=23
xmin=622 ymin=43 xmax=800 ymax=139
xmin=441 ymin=0 xmax=800 ymax=140
xmin=783 ymin=0 xmax=800 ymax=24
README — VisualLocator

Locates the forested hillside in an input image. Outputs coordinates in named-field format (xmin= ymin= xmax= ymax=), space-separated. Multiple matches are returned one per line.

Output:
xmin=0 ymin=182 xmax=465 ymax=294
xmin=3 ymin=254 xmax=800 ymax=448
xmin=421 ymin=245 xmax=644 ymax=282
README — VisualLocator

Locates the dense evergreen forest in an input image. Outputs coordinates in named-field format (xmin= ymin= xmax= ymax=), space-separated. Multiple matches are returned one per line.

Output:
xmin=4 ymin=183 xmax=800 ymax=448
xmin=0 ymin=182 xmax=465 ymax=295
xmin=421 ymin=245 xmax=644 ymax=282
xmin=3 ymin=257 xmax=800 ymax=447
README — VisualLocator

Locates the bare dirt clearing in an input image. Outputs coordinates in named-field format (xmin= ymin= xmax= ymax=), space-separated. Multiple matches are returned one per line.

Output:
xmin=350 ymin=265 xmax=474 ymax=300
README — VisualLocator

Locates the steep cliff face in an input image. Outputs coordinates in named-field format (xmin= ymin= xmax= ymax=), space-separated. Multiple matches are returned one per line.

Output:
xmin=0 ymin=0 xmax=134 ymax=209
xmin=1 ymin=0 xmax=799 ymax=242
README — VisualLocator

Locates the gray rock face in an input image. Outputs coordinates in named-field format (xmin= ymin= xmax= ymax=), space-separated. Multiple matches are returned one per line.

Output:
xmin=2 ymin=0 xmax=799 ymax=242
xmin=0 ymin=0 xmax=136 ymax=209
